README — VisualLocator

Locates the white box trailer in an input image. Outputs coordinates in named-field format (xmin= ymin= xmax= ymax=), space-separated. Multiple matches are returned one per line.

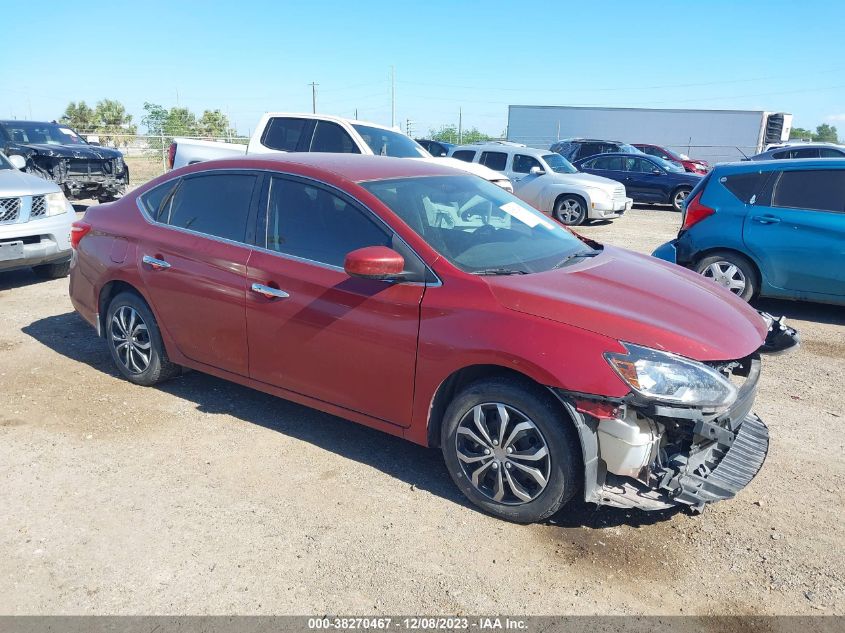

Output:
xmin=507 ymin=105 xmax=793 ymax=164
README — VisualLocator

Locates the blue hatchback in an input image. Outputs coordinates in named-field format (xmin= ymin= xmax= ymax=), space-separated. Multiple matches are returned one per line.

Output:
xmin=574 ymin=152 xmax=702 ymax=211
xmin=653 ymin=159 xmax=845 ymax=305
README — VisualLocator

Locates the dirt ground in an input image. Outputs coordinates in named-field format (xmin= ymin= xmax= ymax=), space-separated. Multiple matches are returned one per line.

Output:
xmin=0 ymin=203 xmax=842 ymax=616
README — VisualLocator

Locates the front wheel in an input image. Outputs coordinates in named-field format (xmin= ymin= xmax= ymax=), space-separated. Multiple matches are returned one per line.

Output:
xmin=553 ymin=195 xmax=587 ymax=225
xmin=105 ymin=291 xmax=181 ymax=386
xmin=671 ymin=187 xmax=692 ymax=212
xmin=695 ymin=251 xmax=758 ymax=301
xmin=441 ymin=377 xmax=580 ymax=523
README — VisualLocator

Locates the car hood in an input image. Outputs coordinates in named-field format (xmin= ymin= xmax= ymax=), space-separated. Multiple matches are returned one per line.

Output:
xmin=420 ymin=157 xmax=511 ymax=183
xmin=551 ymin=171 xmax=623 ymax=190
xmin=7 ymin=143 xmax=123 ymax=160
xmin=485 ymin=245 xmax=767 ymax=361
xmin=0 ymin=168 xmax=61 ymax=197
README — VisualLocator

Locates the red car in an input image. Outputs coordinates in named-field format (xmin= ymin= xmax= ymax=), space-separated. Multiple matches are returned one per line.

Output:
xmin=68 ymin=154 xmax=794 ymax=523
xmin=633 ymin=144 xmax=709 ymax=175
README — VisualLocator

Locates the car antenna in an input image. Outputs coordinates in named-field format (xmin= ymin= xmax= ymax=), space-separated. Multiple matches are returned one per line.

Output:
xmin=736 ymin=146 xmax=749 ymax=159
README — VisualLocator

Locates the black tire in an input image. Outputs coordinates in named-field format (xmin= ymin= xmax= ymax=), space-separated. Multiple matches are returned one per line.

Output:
xmin=105 ymin=291 xmax=181 ymax=386
xmin=441 ymin=376 xmax=581 ymax=524
xmin=553 ymin=194 xmax=587 ymax=226
xmin=694 ymin=250 xmax=759 ymax=302
xmin=671 ymin=186 xmax=692 ymax=212
xmin=32 ymin=260 xmax=70 ymax=279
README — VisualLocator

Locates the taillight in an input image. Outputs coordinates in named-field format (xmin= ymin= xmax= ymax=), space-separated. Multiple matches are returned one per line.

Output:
xmin=680 ymin=191 xmax=715 ymax=231
xmin=166 ymin=142 xmax=176 ymax=170
xmin=70 ymin=221 xmax=92 ymax=249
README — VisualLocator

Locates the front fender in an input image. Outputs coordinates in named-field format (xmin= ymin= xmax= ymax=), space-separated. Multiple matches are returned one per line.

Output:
xmin=539 ymin=183 xmax=595 ymax=213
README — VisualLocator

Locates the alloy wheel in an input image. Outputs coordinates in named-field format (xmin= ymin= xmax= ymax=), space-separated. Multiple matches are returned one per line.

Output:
xmin=110 ymin=305 xmax=151 ymax=374
xmin=674 ymin=189 xmax=690 ymax=209
xmin=558 ymin=199 xmax=582 ymax=223
xmin=455 ymin=403 xmax=551 ymax=505
xmin=703 ymin=261 xmax=747 ymax=295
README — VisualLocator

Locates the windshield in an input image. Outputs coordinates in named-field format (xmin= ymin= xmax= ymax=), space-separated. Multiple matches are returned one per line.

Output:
xmin=353 ymin=124 xmax=428 ymax=158
xmin=362 ymin=175 xmax=595 ymax=274
xmin=652 ymin=156 xmax=685 ymax=173
xmin=0 ymin=152 xmax=12 ymax=170
xmin=619 ymin=143 xmax=644 ymax=154
xmin=542 ymin=153 xmax=578 ymax=174
xmin=1 ymin=121 xmax=87 ymax=145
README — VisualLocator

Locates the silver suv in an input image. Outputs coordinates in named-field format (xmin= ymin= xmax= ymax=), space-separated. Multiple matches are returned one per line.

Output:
xmin=448 ymin=144 xmax=631 ymax=225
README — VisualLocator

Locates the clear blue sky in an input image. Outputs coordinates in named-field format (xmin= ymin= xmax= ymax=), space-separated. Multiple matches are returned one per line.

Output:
xmin=2 ymin=0 xmax=844 ymax=138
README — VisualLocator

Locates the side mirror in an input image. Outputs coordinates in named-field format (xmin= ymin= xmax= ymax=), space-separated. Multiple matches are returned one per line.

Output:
xmin=86 ymin=135 xmax=101 ymax=146
xmin=652 ymin=168 xmax=663 ymax=175
xmin=344 ymin=246 xmax=405 ymax=280
xmin=8 ymin=154 xmax=26 ymax=170
xmin=529 ymin=166 xmax=545 ymax=176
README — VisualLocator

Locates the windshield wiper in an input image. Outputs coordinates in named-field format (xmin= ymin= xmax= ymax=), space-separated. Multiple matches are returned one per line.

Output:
xmin=471 ymin=268 xmax=528 ymax=276
xmin=552 ymin=250 xmax=600 ymax=270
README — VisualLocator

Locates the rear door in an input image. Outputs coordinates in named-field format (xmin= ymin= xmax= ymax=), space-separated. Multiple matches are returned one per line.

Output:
xmin=478 ymin=151 xmax=508 ymax=174
xmin=245 ymin=175 xmax=426 ymax=426
xmin=743 ymin=167 xmax=845 ymax=297
xmin=137 ymin=171 xmax=259 ymax=376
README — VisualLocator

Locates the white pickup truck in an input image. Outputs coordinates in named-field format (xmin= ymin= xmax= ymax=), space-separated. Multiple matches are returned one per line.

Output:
xmin=168 ymin=113 xmax=513 ymax=191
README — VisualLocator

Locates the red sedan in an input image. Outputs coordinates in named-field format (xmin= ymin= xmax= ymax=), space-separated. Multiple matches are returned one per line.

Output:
xmin=633 ymin=143 xmax=710 ymax=175
xmin=68 ymin=154 xmax=791 ymax=523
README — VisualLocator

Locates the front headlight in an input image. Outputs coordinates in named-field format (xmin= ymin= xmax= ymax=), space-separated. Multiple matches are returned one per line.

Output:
xmin=45 ymin=191 xmax=70 ymax=216
xmin=604 ymin=343 xmax=737 ymax=409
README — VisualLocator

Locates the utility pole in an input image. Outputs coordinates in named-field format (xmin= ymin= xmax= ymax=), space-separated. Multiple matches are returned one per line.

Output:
xmin=458 ymin=107 xmax=462 ymax=145
xmin=354 ymin=108 xmax=358 ymax=120
xmin=309 ymin=82 xmax=319 ymax=114
xmin=390 ymin=66 xmax=395 ymax=128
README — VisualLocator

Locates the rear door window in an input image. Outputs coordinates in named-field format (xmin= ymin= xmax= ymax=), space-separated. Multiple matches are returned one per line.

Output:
xmin=790 ymin=148 xmax=821 ymax=159
xmin=479 ymin=151 xmax=508 ymax=171
xmin=451 ymin=150 xmax=476 ymax=162
xmin=165 ymin=173 xmax=257 ymax=242
xmin=772 ymin=169 xmax=845 ymax=213
xmin=261 ymin=117 xmax=308 ymax=151
xmin=577 ymin=143 xmax=604 ymax=159
xmin=720 ymin=172 xmax=769 ymax=203
xmin=590 ymin=156 xmax=623 ymax=171
xmin=309 ymin=121 xmax=360 ymax=153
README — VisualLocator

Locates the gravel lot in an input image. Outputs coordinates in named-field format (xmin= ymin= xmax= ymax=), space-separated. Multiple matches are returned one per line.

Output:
xmin=1 ymin=203 xmax=842 ymax=616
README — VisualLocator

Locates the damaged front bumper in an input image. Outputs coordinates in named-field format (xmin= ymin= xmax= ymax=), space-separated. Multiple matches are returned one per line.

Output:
xmin=553 ymin=314 xmax=798 ymax=512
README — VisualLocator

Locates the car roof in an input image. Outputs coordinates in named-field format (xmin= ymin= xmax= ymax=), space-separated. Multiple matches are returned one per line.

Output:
xmin=712 ymin=158 xmax=845 ymax=173
xmin=451 ymin=144 xmax=549 ymax=157
xmin=260 ymin=112 xmax=397 ymax=132
xmin=556 ymin=138 xmax=626 ymax=144
xmin=169 ymin=153 xmax=463 ymax=183
xmin=575 ymin=152 xmax=650 ymax=160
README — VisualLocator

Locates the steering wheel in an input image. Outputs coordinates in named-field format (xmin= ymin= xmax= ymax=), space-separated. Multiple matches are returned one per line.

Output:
xmin=474 ymin=223 xmax=497 ymax=239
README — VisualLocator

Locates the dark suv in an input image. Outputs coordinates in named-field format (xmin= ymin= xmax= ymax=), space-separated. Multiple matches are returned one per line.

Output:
xmin=550 ymin=139 xmax=643 ymax=162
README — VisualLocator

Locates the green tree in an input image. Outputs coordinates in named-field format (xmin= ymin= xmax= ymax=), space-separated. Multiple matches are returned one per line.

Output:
xmin=60 ymin=101 xmax=96 ymax=132
xmin=93 ymin=99 xmax=136 ymax=147
xmin=429 ymin=124 xmax=493 ymax=145
xmin=815 ymin=123 xmax=839 ymax=143
xmin=197 ymin=109 xmax=235 ymax=138
xmin=789 ymin=126 xmax=815 ymax=140
xmin=142 ymin=102 xmax=200 ymax=153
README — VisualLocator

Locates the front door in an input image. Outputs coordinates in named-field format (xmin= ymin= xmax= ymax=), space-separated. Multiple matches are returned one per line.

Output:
xmin=744 ymin=168 xmax=845 ymax=297
xmin=137 ymin=171 xmax=259 ymax=376
xmin=245 ymin=175 xmax=426 ymax=427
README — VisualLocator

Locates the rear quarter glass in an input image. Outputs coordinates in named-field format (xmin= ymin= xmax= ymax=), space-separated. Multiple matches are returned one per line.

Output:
xmin=719 ymin=171 xmax=770 ymax=204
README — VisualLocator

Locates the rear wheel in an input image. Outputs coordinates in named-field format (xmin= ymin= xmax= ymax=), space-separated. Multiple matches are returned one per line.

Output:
xmin=105 ymin=291 xmax=181 ymax=386
xmin=671 ymin=186 xmax=692 ymax=212
xmin=32 ymin=260 xmax=70 ymax=279
xmin=553 ymin=195 xmax=587 ymax=225
xmin=441 ymin=377 xmax=580 ymax=523
xmin=695 ymin=251 xmax=758 ymax=301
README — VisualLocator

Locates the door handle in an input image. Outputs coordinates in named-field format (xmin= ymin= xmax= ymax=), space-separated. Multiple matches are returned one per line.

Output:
xmin=251 ymin=283 xmax=290 ymax=300
xmin=142 ymin=254 xmax=171 ymax=270
xmin=752 ymin=215 xmax=781 ymax=225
